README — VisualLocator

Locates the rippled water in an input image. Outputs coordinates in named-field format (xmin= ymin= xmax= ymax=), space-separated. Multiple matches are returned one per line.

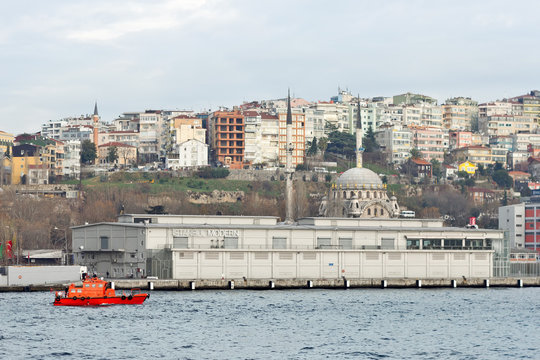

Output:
xmin=0 ymin=288 xmax=538 ymax=359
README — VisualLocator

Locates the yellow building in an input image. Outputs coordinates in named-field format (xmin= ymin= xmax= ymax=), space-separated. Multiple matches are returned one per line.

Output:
xmin=453 ymin=146 xmax=506 ymax=167
xmin=0 ymin=130 xmax=14 ymax=154
xmin=458 ymin=161 xmax=477 ymax=175
xmin=11 ymin=144 xmax=46 ymax=185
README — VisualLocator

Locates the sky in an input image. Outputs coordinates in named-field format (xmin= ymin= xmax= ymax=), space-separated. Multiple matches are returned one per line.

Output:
xmin=0 ymin=0 xmax=539 ymax=134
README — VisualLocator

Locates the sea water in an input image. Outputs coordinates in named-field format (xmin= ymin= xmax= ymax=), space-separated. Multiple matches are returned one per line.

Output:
xmin=0 ymin=288 xmax=538 ymax=359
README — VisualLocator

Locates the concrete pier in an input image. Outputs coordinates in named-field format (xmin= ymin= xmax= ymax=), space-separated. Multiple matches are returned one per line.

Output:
xmin=1 ymin=277 xmax=539 ymax=292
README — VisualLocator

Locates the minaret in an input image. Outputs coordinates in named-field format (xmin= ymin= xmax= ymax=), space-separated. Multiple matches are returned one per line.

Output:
xmin=92 ymin=101 xmax=99 ymax=146
xmin=356 ymin=96 xmax=364 ymax=168
xmin=285 ymin=89 xmax=294 ymax=224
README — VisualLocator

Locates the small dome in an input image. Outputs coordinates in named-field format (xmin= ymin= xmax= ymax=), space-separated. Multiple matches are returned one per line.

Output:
xmin=336 ymin=167 xmax=382 ymax=188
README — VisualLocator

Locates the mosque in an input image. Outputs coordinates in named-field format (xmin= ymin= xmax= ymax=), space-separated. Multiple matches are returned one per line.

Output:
xmin=319 ymin=101 xmax=400 ymax=218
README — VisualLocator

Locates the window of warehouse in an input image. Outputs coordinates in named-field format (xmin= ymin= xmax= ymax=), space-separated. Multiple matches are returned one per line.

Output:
xmin=339 ymin=238 xmax=353 ymax=249
xmin=272 ymin=237 xmax=287 ymax=249
xmin=100 ymin=236 xmax=109 ymax=250
xmin=173 ymin=236 xmax=189 ymax=249
xmin=224 ymin=237 xmax=238 ymax=249
xmin=381 ymin=238 xmax=395 ymax=250
xmin=317 ymin=237 xmax=331 ymax=249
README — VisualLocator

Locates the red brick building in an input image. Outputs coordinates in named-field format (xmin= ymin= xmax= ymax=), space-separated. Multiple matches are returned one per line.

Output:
xmin=210 ymin=110 xmax=245 ymax=169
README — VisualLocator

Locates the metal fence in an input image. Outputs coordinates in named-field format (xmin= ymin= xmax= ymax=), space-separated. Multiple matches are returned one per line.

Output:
xmin=508 ymin=262 xmax=540 ymax=277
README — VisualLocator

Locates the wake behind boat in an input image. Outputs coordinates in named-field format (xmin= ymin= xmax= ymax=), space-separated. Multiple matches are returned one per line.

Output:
xmin=54 ymin=274 xmax=149 ymax=306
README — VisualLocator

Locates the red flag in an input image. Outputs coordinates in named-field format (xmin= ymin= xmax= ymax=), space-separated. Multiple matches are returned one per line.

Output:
xmin=6 ymin=240 xmax=12 ymax=259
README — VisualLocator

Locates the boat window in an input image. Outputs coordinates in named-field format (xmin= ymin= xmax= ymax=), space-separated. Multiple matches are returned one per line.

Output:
xmin=77 ymin=289 xmax=82 ymax=293
xmin=71 ymin=289 xmax=76 ymax=293
xmin=92 ymin=284 xmax=96 ymax=288
xmin=99 ymin=284 xmax=103 ymax=287
xmin=85 ymin=284 xmax=90 ymax=287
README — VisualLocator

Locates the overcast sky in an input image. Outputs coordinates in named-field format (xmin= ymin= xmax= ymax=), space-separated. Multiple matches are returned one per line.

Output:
xmin=1 ymin=0 xmax=539 ymax=134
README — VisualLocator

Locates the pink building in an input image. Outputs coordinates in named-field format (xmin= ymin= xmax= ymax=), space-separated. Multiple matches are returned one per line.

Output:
xmin=449 ymin=131 xmax=472 ymax=151
xmin=411 ymin=126 xmax=447 ymax=162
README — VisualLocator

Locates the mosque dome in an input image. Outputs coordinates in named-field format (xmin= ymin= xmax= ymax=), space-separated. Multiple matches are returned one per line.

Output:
xmin=335 ymin=167 xmax=383 ymax=188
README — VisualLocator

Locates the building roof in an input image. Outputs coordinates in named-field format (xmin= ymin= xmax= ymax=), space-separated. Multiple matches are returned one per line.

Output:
xmin=410 ymin=158 xmax=431 ymax=165
xmin=508 ymin=171 xmax=531 ymax=177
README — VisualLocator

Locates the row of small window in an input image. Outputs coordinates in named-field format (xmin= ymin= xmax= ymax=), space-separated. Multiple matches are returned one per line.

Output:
xmin=406 ymin=238 xmax=490 ymax=250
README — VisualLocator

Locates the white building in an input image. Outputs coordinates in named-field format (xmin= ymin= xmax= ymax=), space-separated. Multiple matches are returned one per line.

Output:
xmin=71 ymin=214 xmax=505 ymax=280
xmin=166 ymin=139 xmax=208 ymax=169
xmin=375 ymin=125 xmax=413 ymax=164
xmin=62 ymin=140 xmax=81 ymax=179
xmin=499 ymin=203 xmax=526 ymax=248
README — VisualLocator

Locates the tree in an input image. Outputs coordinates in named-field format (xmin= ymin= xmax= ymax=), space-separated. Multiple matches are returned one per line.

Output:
xmin=492 ymin=169 xmax=512 ymax=189
xmin=81 ymin=140 xmax=97 ymax=165
xmin=430 ymin=159 xmax=442 ymax=178
xmin=326 ymin=131 xmax=356 ymax=159
xmin=306 ymin=138 xmax=318 ymax=157
xmin=107 ymin=146 xmax=118 ymax=164
xmin=362 ymin=125 xmax=379 ymax=153
xmin=410 ymin=148 xmax=421 ymax=159
xmin=318 ymin=137 xmax=328 ymax=158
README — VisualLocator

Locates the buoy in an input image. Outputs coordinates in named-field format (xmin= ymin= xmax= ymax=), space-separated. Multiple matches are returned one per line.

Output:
xmin=381 ymin=280 xmax=387 ymax=288
xmin=269 ymin=281 xmax=275 ymax=289
xmin=229 ymin=280 xmax=235 ymax=290
xmin=416 ymin=280 xmax=422 ymax=288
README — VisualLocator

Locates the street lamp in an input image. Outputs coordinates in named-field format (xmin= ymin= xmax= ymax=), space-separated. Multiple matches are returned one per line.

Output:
xmin=54 ymin=226 xmax=69 ymax=265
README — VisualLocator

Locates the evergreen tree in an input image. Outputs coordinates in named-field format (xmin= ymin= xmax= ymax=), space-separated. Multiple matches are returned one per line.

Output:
xmin=306 ymin=138 xmax=318 ymax=156
xmin=362 ymin=125 xmax=379 ymax=153
xmin=80 ymin=140 xmax=97 ymax=164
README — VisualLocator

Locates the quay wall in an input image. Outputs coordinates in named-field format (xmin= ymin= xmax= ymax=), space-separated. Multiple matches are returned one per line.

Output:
xmin=3 ymin=277 xmax=538 ymax=292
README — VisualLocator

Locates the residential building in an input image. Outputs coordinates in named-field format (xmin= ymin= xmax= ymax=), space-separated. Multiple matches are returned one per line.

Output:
xmin=11 ymin=144 xmax=45 ymax=185
xmin=393 ymin=92 xmax=437 ymax=106
xmin=499 ymin=199 xmax=540 ymax=254
xmin=453 ymin=146 xmax=505 ymax=167
xmin=166 ymin=139 xmax=208 ymax=169
xmin=499 ymin=203 xmax=526 ymax=248
xmin=62 ymin=140 xmax=81 ymax=179
xmin=374 ymin=124 xmax=413 ymax=164
xmin=411 ymin=126 xmax=447 ymax=162
xmin=405 ymin=158 xmax=432 ymax=178
xmin=210 ymin=110 xmax=245 ymax=169
xmin=443 ymin=164 xmax=457 ymax=179
xmin=449 ymin=131 xmax=472 ymax=151
xmin=489 ymin=135 xmax=513 ymax=152
xmin=458 ymin=161 xmax=477 ymax=175
xmin=507 ymin=151 xmax=529 ymax=171
xmin=512 ymin=132 xmax=540 ymax=152
xmin=59 ymin=125 xmax=93 ymax=143
xmin=278 ymin=109 xmax=305 ymax=167
xmin=170 ymin=115 xmax=206 ymax=145
xmin=243 ymin=110 xmax=280 ymax=166
xmin=442 ymin=97 xmax=478 ymax=131
xmin=98 ymin=142 xmax=137 ymax=167
xmin=303 ymin=107 xmax=325 ymax=143
xmin=98 ymin=131 xmax=139 ymax=148
xmin=509 ymin=90 xmax=540 ymax=125
xmin=138 ymin=110 xmax=163 ymax=163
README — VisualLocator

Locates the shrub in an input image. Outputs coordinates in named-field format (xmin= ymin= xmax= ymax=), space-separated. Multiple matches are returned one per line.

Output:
xmin=197 ymin=167 xmax=230 ymax=179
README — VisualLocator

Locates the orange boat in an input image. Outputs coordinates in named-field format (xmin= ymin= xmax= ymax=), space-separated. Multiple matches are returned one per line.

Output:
xmin=54 ymin=275 xmax=149 ymax=306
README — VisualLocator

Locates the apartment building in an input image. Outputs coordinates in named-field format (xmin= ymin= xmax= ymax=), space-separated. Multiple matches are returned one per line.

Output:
xmin=442 ymin=97 xmax=478 ymax=131
xmin=278 ymin=110 xmax=305 ymax=167
xmin=411 ymin=126 xmax=447 ymax=162
xmin=138 ymin=110 xmax=163 ymax=162
xmin=453 ymin=145 xmax=506 ymax=166
xmin=98 ymin=131 xmax=139 ymax=148
xmin=449 ymin=131 xmax=472 ymax=151
xmin=210 ymin=110 xmax=245 ymax=169
xmin=509 ymin=90 xmax=540 ymax=125
xmin=374 ymin=124 xmax=413 ymax=164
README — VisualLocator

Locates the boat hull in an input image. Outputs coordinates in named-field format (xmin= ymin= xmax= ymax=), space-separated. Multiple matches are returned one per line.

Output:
xmin=54 ymin=294 xmax=149 ymax=306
